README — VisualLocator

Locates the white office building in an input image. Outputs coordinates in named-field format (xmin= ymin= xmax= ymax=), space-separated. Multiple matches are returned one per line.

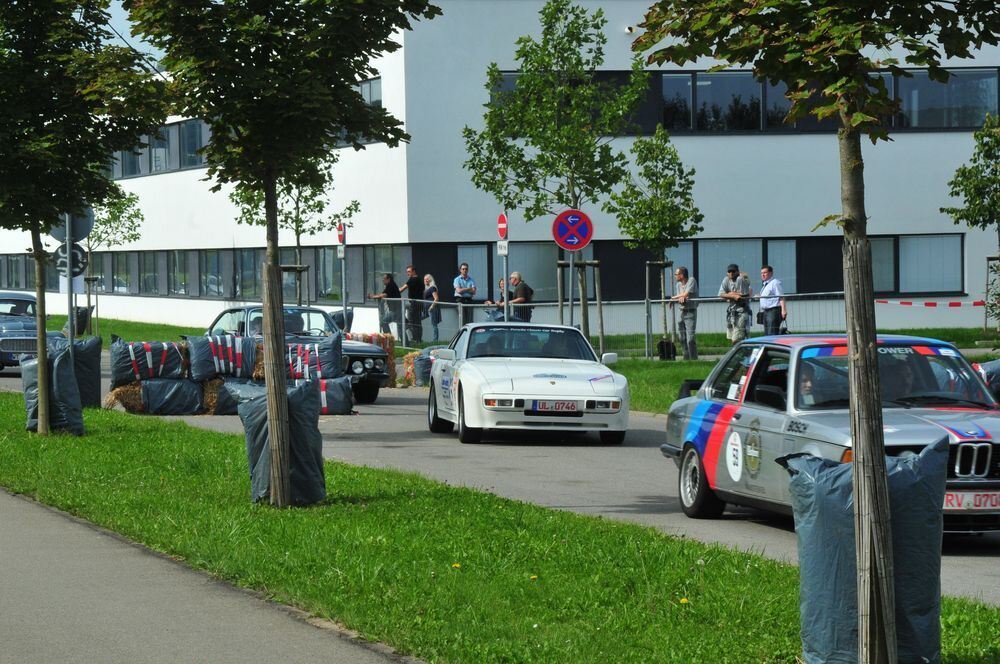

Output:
xmin=2 ymin=0 xmax=998 ymax=335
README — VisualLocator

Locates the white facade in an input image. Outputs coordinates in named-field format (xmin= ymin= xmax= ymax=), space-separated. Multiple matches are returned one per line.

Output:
xmin=2 ymin=0 xmax=998 ymax=333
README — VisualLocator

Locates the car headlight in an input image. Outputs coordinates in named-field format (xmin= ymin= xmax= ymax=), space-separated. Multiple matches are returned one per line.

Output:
xmin=351 ymin=360 xmax=364 ymax=374
xmin=374 ymin=358 xmax=385 ymax=370
xmin=363 ymin=358 xmax=375 ymax=369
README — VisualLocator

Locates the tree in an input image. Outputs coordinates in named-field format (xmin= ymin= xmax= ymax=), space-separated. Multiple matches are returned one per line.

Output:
xmin=85 ymin=189 xmax=144 ymax=329
xmin=635 ymin=3 xmax=999 ymax=661
xmin=463 ymin=0 xmax=648 ymax=335
xmin=126 ymin=0 xmax=440 ymax=506
xmin=0 ymin=0 xmax=167 ymax=435
xmin=604 ymin=126 xmax=703 ymax=340
xmin=941 ymin=114 xmax=1000 ymax=250
xmin=230 ymin=155 xmax=360 ymax=305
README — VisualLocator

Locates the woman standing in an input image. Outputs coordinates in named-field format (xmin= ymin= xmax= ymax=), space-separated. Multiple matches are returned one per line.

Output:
xmin=423 ymin=274 xmax=442 ymax=341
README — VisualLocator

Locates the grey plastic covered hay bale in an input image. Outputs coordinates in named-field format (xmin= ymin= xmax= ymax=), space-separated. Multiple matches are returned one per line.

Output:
xmin=780 ymin=438 xmax=948 ymax=664
xmin=48 ymin=336 xmax=102 ymax=408
xmin=110 ymin=336 xmax=186 ymax=387
xmin=140 ymin=379 xmax=204 ymax=415
xmin=186 ymin=335 xmax=258 ymax=382
xmin=293 ymin=377 xmax=353 ymax=415
xmin=22 ymin=345 xmax=84 ymax=435
xmin=224 ymin=381 xmax=326 ymax=506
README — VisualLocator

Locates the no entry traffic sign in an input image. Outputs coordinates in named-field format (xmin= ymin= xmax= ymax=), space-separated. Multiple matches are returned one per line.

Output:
xmin=337 ymin=223 xmax=346 ymax=244
xmin=552 ymin=209 xmax=593 ymax=252
xmin=497 ymin=213 xmax=508 ymax=240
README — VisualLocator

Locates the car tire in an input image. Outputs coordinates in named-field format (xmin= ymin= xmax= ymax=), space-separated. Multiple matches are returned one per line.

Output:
xmin=427 ymin=382 xmax=454 ymax=434
xmin=678 ymin=445 xmax=726 ymax=518
xmin=353 ymin=382 xmax=380 ymax=404
xmin=457 ymin=388 xmax=482 ymax=444
xmin=599 ymin=430 xmax=626 ymax=445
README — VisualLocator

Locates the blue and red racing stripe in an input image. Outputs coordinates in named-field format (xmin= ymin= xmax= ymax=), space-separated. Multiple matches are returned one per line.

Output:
xmin=683 ymin=400 xmax=741 ymax=487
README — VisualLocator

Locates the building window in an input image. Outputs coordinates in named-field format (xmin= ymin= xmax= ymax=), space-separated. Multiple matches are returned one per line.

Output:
xmin=695 ymin=72 xmax=761 ymax=132
xmin=766 ymin=240 xmax=797 ymax=294
xmin=9 ymin=255 xmax=23 ymax=289
xmin=25 ymin=256 xmax=35 ymax=290
xmin=237 ymin=248 xmax=263 ymax=300
xmin=180 ymin=120 xmax=207 ymax=168
xmin=766 ymin=81 xmax=792 ymax=130
xmin=899 ymin=235 xmax=962 ymax=293
xmin=899 ymin=69 xmax=998 ymax=129
xmin=112 ymin=252 xmax=129 ymax=293
xmin=317 ymin=247 xmax=343 ymax=302
xmin=365 ymin=245 xmax=401 ymax=300
xmin=120 ymin=149 xmax=142 ymax=177
xmin=139 ymin=252 xmax=158 ymax=295
xmin=200 ymin=249 xmax=224 ymax=297
xmin=149 ymin=128 xmax=172 ymax=173
xmin=359 ymin=77 xmax=382 ymax=108
xmin=871 ymin=237 xmax=896 ymax=293
xmin=168 ymin=250 xmax=188 ymax=295
xmin=45 ymin=257 xmax=59 ymax=292
xmin=662 ymin=74 xmax=693 ymax=130
xmin=697 ymin=239 xmax=763 ymax=289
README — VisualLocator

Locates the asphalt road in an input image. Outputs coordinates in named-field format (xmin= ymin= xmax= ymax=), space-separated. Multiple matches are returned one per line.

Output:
xmin=2 ymin=363 xmax=997 ymax=606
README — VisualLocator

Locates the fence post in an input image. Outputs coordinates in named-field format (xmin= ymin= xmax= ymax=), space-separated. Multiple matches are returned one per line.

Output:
xmin=399 ymin=299 xmax=406 ymax=346
xmin=595 ymin=263 xmax=605 ymax=355
xmin=578 ymin=264 xmax=589 ymax=339
xmin=644 ymin=262 xmax=652 ymax=359
xmin=457 ymin=301 xmax=464 ymax=330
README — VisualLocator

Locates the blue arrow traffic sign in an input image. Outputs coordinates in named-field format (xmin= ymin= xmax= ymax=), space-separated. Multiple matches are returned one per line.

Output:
xmin=552 ymin=209 xmax=594 ymax=252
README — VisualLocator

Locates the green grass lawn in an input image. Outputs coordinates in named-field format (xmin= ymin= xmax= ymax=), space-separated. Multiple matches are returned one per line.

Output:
xmin=47 ymin=314 xmax=204 ymax=347
xmin=615 ymin=359 xmax=716 ymax=414
xmin=0 ymin=395 xmax=996 ymax=663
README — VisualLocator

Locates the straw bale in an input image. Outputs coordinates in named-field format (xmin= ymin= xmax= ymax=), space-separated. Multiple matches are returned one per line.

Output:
xmin=203 ymin=378 xmax=223 ymax=415
xmin=104 ymin=382 xmax=144 ymax=413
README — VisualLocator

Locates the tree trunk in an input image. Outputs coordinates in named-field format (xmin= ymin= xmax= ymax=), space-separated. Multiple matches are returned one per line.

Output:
xmin=30 ymin=225 xmax=50 ymax=436
xmin=261 ymin=170 xmax=291 ymax=507
xmin=839 ymin=127 xmax=897 ymax=664
xmin=295 ymin=239 xmax=303 ymax=306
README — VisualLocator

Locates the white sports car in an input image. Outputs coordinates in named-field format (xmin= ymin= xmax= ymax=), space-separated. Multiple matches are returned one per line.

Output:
xmin=427 ymin=323 xmax=630 ymax=444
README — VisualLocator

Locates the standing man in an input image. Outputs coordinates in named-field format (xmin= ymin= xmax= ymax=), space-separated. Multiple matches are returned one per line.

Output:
xmin=453 ymin=262 xmax=477 ymax=325
xmin=759 ymin=265 xmax=786 ymax=336
xmin=399 ymin=264 xmax=424 ymax=342
xmin=670 ymin=266 xmax=698 ymax=360
xmin=368 ymin=273 xmax=401 ymax=335
xmin=507 ymin=272 xmax=534 ymax=322
xmin=719 ymin=264 xmax=752 ymax=344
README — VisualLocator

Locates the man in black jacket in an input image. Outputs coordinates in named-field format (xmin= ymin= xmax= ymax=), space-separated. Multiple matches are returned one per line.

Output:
xmin=369 ymin=273 xmax=401 ymax=334
xmin=399 ymin=265 xmax=424 ymax=342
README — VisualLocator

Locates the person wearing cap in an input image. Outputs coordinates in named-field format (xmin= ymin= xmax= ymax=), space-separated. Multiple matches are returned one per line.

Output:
xmin=719 ymin=263 xmax=752 ymax=344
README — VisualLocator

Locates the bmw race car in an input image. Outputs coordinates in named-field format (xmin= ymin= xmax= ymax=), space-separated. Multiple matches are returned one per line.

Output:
xmin=427 ymin=323 xmax=629 ymax=444
xmin=662 ymin=335 xmax=1000 ymax=532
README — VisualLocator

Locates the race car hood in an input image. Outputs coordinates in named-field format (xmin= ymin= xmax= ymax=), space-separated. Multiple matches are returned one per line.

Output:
xmin=469 ymin=358 xmax=621 ymax=395
xmin=796 ymin=407 xmax=1000 ymax=448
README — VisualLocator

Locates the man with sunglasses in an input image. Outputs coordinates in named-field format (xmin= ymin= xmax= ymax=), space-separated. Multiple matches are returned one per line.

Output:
xmin=718 ymin=263 xmax=752 ymax=344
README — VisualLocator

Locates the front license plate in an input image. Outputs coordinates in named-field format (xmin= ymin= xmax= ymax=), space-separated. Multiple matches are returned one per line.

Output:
xmin=943 ymin=491 xmax=1000 ymax=511
xmin=531 ymin=400 xmax=579 ymax=412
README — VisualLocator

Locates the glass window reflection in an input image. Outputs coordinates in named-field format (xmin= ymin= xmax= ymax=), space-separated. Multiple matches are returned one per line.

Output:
xmin=695 ymin=72 xmax=761 ymax=132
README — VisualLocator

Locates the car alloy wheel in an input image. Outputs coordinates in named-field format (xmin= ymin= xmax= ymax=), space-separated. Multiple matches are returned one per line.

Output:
xmin=679 ymin=446 xmax=725 ymax=518
xmin=457 ymin=388 xmax=482 ymax=444
xmin=427 ymin=382 xmax=453 ymax=434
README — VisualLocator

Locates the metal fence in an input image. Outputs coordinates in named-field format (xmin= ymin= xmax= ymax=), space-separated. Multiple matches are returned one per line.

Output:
xmin=377 ymin=292 xmax=847 ymax=357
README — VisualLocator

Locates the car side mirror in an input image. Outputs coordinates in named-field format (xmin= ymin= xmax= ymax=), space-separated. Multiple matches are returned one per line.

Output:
xmin=601 ymin=352 xmax=618 ymax=366
xmin=433 ymin=348 xmax=456 ymax=362
xmin=754 ymin=384 xmax=786 ymax=411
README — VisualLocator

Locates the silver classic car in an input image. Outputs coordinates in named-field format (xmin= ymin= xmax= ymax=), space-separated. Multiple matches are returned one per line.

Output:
xmin=662 ymin=334 xmax=1000 ymax=532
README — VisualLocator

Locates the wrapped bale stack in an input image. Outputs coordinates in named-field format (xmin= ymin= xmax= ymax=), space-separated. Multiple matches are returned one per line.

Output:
xmin=106 ymin=336 xmax=194 ymax=414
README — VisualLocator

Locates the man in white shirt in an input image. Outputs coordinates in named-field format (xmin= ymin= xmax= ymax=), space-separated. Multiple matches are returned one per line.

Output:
xmin=759 ymin=265 xmax=786 ymax=335
xmin=670 ymin=266 xmax=698 ymax=360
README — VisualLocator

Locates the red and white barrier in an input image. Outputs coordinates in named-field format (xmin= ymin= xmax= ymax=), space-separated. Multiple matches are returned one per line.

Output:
xmin=875 ymin=299 xmax=985 ymax=308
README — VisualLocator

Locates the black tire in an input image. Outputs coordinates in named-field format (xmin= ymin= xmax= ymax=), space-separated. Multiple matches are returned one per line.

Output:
xmin=427 ymin=382 xmax=453 ymax=433
xmin=457 ymin=389 xmax=482 ymax=444
xmin=600 ymin=430 xmax=626 ymax=445
xmin=353 ymin=382 xmax=380 ymax=404
xmin=678 ymin=445 xmax=726 ymax=518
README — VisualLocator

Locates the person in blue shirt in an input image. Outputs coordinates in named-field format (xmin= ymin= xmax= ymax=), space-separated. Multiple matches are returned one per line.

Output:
xmin=758 ymin=265 xmax=786 ymax=335
xmin=453 ymin=262 xmax=477 ymax=325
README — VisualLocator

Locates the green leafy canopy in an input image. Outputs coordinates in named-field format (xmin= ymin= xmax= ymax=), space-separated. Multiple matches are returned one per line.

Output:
xmin=125 ymin=0 xmax=441 ymax=192
xmin=604 ymin=126 xmax=703 ymax=254
xmin=941 ymin=114 xmax=1000 ymax=241
xmin=634 ymin=1 xmax=1000 ymax=144
xmin=463 ymin=0 xmax=649 ymax=220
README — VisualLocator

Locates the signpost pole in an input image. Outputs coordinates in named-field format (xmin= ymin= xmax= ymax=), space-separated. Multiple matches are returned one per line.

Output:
xmin=338 ymin=224 xmax=348 ymax=331
xmin=503 ymin=251 xmax=509 ymax=322
xmin=65 ymin=214 xmax=74 ymax=361
xmin=568 ymin=250 xmax=575 ymax=328
xmin=497 ymin=212 xmax=509 ymax=322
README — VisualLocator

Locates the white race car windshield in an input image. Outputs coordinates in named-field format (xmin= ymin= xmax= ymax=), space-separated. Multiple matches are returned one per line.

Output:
xmin=797 ymin=345 xmax=996 ymax=410
xmin=468 ymin=326 xmax=596 ymax=361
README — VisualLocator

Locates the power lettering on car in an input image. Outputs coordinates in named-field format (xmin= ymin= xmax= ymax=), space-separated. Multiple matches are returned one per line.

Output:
xmin=683 ymin=400 xmax=741 ymax=487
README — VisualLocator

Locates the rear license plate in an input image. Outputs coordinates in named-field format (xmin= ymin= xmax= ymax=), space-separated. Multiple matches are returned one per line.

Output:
xmin=531 ymin=400 xmax=579 ymax=412
xmin=943 ymin=491 xmax=1000 ymax=511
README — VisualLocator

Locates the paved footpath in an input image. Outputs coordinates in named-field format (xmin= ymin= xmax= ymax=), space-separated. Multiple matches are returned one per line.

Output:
xmin=0 ymin=490 xmax=416 ymax=664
